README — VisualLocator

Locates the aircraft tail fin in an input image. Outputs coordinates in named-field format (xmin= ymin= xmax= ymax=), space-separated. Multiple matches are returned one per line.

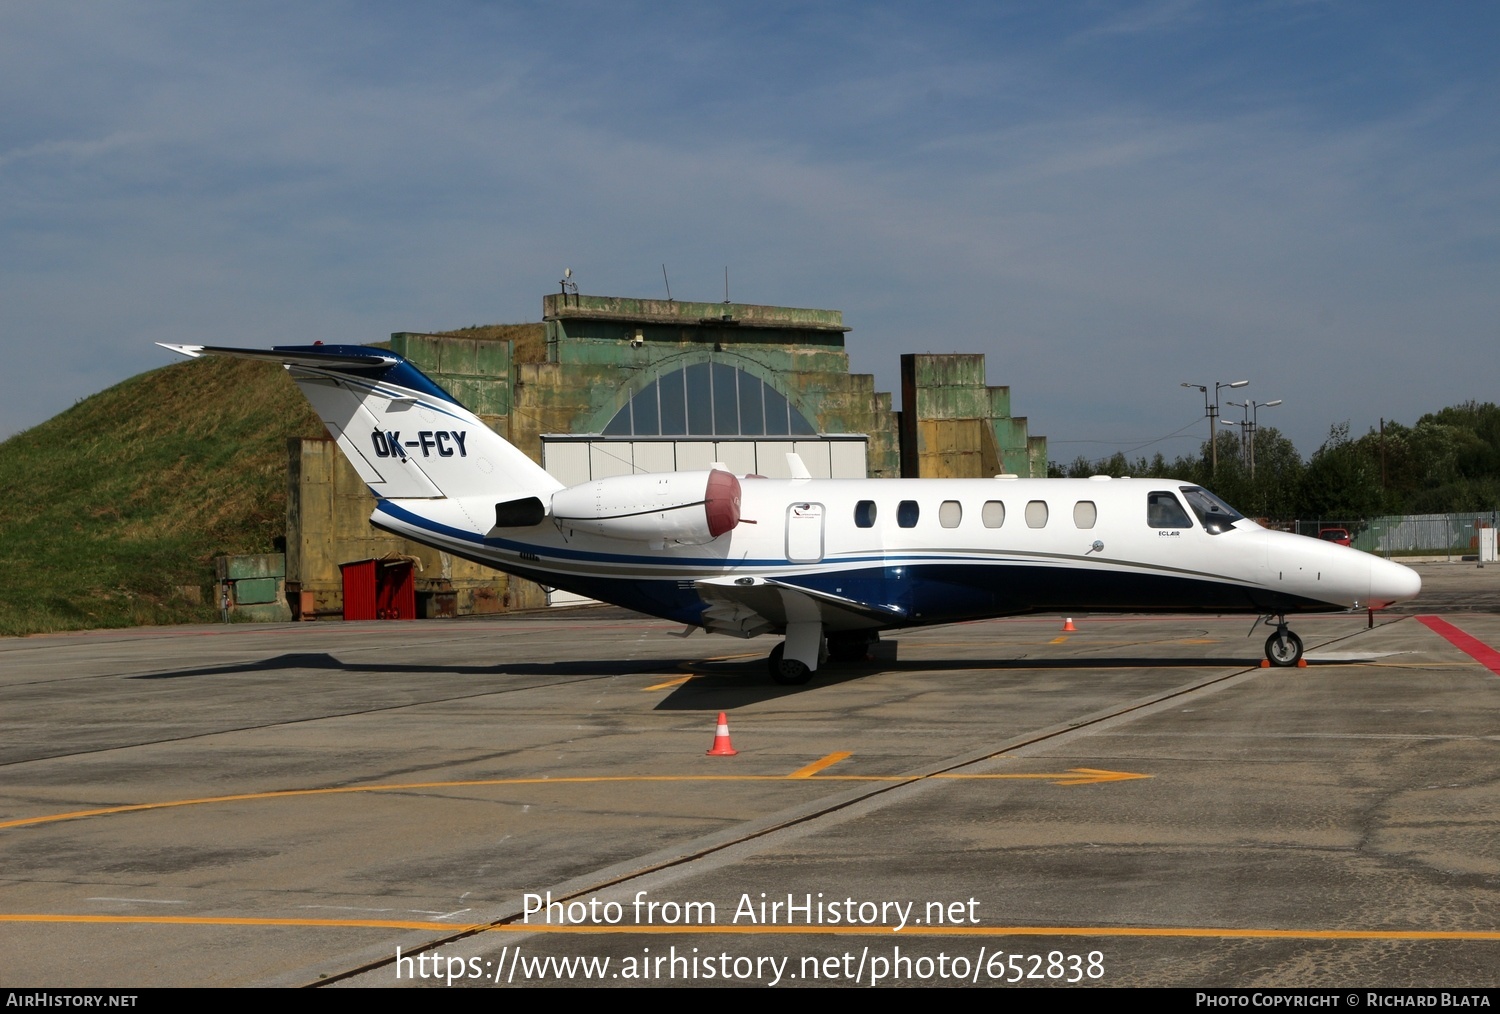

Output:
xmin=159 ymin=343 xmax=561 ymax=501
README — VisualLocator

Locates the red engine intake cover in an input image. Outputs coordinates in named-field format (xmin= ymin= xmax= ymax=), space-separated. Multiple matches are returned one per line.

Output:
xmin=703 ymin=470 xmax=742 ymax=537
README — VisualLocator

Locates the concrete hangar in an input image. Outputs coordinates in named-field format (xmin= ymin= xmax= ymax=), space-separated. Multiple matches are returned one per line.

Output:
xmin=280 ymin=291 xmax=1048 ymax=619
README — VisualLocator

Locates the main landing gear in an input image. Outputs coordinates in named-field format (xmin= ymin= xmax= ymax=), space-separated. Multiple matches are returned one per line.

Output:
xmin=767 ymin=628 xmax=881 ymax=685
xmin=1259 ymin=615 xmax=1304 ymax=667
xmin=767 ymin=643 xmax=813 ymax=685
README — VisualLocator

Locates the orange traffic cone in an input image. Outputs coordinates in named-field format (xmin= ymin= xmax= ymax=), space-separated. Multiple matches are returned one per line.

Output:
xmin=706 ymin=712 xmax=738 ymax=756
xmin=1062 ymin=617 xmax=1076 ymax=632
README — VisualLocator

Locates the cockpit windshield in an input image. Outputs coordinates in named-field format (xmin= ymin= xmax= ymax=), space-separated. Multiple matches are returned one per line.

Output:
xmin=1178 ymin=486 xmax=1245 ymax=534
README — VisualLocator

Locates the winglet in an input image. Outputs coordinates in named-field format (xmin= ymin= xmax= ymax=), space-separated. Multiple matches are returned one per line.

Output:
xmin=785 ymin=452 xmax=812 ymax=480
xmin=158 ymin=343 xmax=207 ymax=358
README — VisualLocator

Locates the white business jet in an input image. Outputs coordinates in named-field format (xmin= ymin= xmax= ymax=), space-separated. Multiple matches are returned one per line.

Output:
xmin=160 ymin=343 xmax=1421 ymax=684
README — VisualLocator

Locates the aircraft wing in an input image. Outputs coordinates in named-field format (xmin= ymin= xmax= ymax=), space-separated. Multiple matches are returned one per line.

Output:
xmin=694 ymin=575 xmax=904 ymax=638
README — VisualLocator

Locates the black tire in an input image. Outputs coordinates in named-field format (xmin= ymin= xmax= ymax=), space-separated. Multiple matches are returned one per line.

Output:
xmin=768 ymin=642 xmax=813 ymax=685
xmin=1265 ymin=629 xmax=1304 ymax=667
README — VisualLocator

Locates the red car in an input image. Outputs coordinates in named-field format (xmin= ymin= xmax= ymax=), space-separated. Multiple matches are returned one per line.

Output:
xmin=1318 ymin=527 xmax=1352 ymax=547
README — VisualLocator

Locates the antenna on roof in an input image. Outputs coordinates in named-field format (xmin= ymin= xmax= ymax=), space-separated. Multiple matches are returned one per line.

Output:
xmin=662 ymin=264 xmax=673 ymax=302
xmin=723 ymin=266 xmax=730 ymax=304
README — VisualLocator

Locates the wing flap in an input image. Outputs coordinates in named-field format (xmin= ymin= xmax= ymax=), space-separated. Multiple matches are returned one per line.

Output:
xmin=694 ymin=576 xmax=901 ymax=636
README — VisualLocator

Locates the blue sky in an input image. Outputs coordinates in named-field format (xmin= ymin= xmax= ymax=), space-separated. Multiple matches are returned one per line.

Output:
xmin=3 ymin=1 xmax=1496 ymax=466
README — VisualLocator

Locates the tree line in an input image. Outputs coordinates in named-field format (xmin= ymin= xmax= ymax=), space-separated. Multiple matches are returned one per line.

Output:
xmin=1049 ymin=401 xmax=1500 ymax=522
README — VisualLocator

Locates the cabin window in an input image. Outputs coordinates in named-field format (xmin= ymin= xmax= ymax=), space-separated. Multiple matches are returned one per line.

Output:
xmin=1025 ymin=500 xmax=1049 ymax=528
xmin=897 ymin=500 xmax=920 ymax=528
xmin=1148 ymin=491 xmax=1193 ymax=528
xmin=981 ymin=500 xmax=1006 ymax=528
xmin=939 ymin=500 xmax=962 ymax=528
xmin=854 ymin=500 xmax=877 ymax=528
xmin=1073 ymin=501 xmax=1097 ymax=529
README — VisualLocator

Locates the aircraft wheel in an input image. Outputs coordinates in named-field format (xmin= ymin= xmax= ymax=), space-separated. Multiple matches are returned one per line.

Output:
xmin=768 ymin=643 xmax=813 ymax=686
xmin=1265 ymin=629 xmax=1304 ymax=667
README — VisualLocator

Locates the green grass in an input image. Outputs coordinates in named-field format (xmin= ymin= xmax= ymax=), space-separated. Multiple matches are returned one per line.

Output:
xmin=443 ymin=322 xmax=546 ymax=362
xmin=0 ymin=355 xmax=322 ymax=636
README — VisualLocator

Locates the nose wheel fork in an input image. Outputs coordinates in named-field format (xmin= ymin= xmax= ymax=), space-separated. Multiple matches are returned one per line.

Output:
xmin=1258 ymin=615 xmax=1304 ymax=667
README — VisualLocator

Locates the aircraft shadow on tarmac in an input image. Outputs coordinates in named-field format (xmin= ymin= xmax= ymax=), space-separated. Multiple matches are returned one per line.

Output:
xmin=126 ymin=653 xmax=682 ymax=680
xmin=126 ymin=651 xmax=1274 ymax=712
xmin=653 ymin=654 xmax=1273 ymax=709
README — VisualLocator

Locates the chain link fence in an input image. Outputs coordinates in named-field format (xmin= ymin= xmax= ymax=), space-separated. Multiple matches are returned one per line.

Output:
xmin=1286 ymin=513 xmax=1499 ymax=559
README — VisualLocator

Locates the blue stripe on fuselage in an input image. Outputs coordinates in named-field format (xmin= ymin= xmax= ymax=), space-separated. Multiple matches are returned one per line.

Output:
xmin=372 ymin=502 xmax=1336 ymax=624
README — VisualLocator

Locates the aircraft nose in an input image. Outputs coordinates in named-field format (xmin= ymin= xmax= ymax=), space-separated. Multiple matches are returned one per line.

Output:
xmin=1368 ymin=556 xmax=1421 ymax=609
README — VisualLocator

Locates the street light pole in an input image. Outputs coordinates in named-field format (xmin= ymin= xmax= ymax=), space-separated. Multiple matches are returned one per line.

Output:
xmin=1245 ymin=399 xmax=1282 ymax=478
xmin=1185 ymin=380 xmax=1249 ymax=475
xmin=1181 ymin=383 xmax=1210 ymax=470
xmin=1176 ymin=384 xmax=1212 ymax=471
xmin=1213 ymin=381 xmax=1249 ymax=476
xmin=1226 ymin=400 xmax=1252 ymax=464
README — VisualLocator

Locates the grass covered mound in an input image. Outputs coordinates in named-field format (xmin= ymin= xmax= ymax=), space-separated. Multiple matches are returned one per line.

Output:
xmin=0 ymin=354 xmax=322 ymax=636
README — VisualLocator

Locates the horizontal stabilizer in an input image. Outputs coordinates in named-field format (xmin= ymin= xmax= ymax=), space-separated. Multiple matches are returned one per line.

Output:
xmin=159 ymin=342 xmax=561 ymax=503
xmin=159 ymin=343 xmax=400 ymax=369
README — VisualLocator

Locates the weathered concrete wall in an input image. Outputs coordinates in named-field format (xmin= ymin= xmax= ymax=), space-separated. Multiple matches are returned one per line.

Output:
xmin=213 ymin=553 xmax=291 ymax=621
xmin=542 ymin=293 xmax=847 ymax=334
xmin=536 ymin=294 xmax=901 ymax=478
xmin=899 ymin=354 xmax=1047 ymax=478
xmin=390 ymin=333 xmax=513 ymax=436
xmin=1027 ymin=436 xmax=1049 ymax=479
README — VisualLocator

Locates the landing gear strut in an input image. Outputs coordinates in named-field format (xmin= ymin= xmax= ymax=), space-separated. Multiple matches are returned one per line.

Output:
xmin=1262 ymin=615 xmax=1304 ymax=667
xmin=767 ymin=620 xmax=824 ymax=685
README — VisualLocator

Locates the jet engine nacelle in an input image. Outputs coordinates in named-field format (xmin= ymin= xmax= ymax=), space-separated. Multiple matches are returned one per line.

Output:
xmin=549 ymin=469 xmax=742 ymax=544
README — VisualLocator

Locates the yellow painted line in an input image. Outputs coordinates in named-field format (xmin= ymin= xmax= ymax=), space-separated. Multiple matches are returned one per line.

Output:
xmin=0 ymin=770 xmax=1151 ymax=831
xmin=1049 ymin=636 xmax=1069 ymax=644
xmin=787 ymin=752 xmax=852 ymax=778
xmin=643 ymin=675 xmax=694 ymax=690
xmin=999 ymin=768 xmax=1151 ymax=786
xmin=1 ymin=913 xmax=1497 ymax=942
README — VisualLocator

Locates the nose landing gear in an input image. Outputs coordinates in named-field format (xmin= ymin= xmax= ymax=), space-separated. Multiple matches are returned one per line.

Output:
xmin=1260 ymin=615 xmax=1304 ymax=667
